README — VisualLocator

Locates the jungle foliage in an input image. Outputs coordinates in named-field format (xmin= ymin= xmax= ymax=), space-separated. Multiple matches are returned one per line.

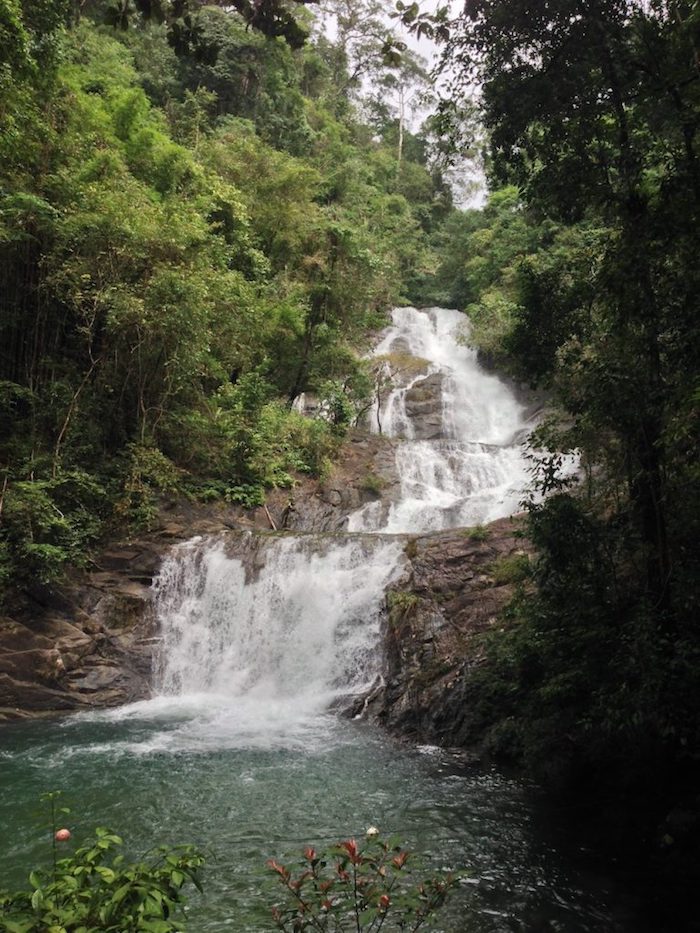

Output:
xmin=420 ymin=0 xmax=700 ymax=809
xmin=0 ymin=0 xmax=447 ymax=590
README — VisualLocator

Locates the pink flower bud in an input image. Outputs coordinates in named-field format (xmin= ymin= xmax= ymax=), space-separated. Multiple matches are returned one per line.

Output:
xmin=55 ymin=828 xmax=71 ymax=842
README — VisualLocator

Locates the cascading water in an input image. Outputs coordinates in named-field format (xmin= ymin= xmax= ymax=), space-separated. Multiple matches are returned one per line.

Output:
xmin=142 ymin=533 xmax=404 ymax=749
xmin=141 ymin=306 xmax=534 ymax=744
xmin=348 ymin=307 xmax=534 ymax=533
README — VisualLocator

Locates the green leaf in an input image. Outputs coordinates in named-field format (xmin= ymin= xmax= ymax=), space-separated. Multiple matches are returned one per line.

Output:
xmin=110 ymin=881 xmax=132 ymax=906
xmin=138 ymin=920 xmax=173 ymax=933
xmin=3 ymin=921 xmax=34 ymax=933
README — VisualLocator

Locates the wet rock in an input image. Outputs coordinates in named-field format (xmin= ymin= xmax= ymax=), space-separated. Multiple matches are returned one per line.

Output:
xmin=0 ymin=674 xmax=89 ymax=715
xmin=403 ymin=373 xmax=444 ymax=440
xmin=0 ymin=549 xmax=158 ymax=717
xmin=159 ymin=522 xmax=187 ymax=538
xmin=0 ymin=648 xmax=66 ymax=685
xmin=67 ymin=665 xmax=123 ymax=693
xmin=363 ymin=517 xmax=534 ymax=746
xmin=0 ymin=619 xmax=52 ymax=653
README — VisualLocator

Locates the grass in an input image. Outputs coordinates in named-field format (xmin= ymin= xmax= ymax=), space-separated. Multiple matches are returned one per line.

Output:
xmin=490 ymin=552 xmax=531 ymax=585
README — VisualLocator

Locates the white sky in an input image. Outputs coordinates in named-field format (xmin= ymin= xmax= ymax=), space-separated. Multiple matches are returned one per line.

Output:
xmin=398 ymin=3 xmax=488 ymax=208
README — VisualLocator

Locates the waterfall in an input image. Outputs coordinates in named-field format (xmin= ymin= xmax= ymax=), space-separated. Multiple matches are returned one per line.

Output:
xmin=140 ymin=307 xmax=534 ymax=746
xmin=348 ymin=307 xmax=533 ymax=533
xmin=140 ymin=534 xmax=404 ymax=745
xmin=27 ymin=310 xmax=617 ymax=932
xmin=154 ymin=534 xmax=403 ymax=703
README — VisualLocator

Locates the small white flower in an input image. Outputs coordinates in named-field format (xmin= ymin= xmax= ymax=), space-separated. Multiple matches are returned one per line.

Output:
xmin=366 ymin=826 xmax=380 ymax=839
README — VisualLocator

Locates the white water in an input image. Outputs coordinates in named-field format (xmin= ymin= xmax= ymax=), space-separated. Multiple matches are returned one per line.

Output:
xmin=348 ymin=307 xmax=533 ymax=533
xmin=152 ymin=534 xmax=404 ymax=723
xmin=91 ymin=307 xmax=534 ymax=749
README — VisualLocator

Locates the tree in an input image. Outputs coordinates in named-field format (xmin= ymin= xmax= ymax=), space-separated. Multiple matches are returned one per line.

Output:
xmin=428 ymin=0 xmax=700 ymax=615
xmin=0 ymin=0 xmax=441 ymax=591
xmin=316 ymin=0 xmax=406 ymax=99
xmin=98 ymin=0 xmax=316 ymax=47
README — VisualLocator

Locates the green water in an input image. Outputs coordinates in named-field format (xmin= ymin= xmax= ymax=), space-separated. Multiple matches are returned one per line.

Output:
xmin=0 ymin=708 xmax=633 ymax=932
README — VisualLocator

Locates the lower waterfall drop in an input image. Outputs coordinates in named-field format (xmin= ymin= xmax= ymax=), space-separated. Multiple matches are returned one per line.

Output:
xmin=146 ymin=533 xmax=405 ymax=749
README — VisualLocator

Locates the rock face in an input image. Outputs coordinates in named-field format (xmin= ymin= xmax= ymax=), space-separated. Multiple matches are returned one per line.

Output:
xmin=402 ymin=372 xmax=444 ymax=440
xmin=265 ymin=433 xmax=401 ymax=532
xmin=361 ymin=516 xmax=534 ymax=747
xmin=0 ymin=550 xmax=159 ymax=719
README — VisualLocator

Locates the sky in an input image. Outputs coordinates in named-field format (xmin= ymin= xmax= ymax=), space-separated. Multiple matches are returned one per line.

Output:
xmin=396 ymin=2 xmax=488 ymax=208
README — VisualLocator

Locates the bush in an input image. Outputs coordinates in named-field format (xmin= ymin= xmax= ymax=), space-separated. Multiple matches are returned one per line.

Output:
xmin=267 ymin=831 xmax=458 ymax=932
xmin=113 ymin=444 xmax=184 ymax=531
xmin=490 ymin=553 xmax=530 ymax=585
xmin=360 ymin=472 xmax=386 ymax=495
xmin=0 ymin=470 xmax=107 ymax=587
xmin=387 ymin=590 xmax=421 ymax=617
xmin=0 ymin=828 xmax=204 ymax=933
xmin=464 ymin=524 xmax=488 ymax=541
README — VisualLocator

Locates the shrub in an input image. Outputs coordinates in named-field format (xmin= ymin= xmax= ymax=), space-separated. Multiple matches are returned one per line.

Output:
xmin=267 ymin=831 xmax=458 ymax=932
xmin=387 ymin=590 xmax=420 ymax=615
xmin=0 ymin=471 xmax=107 ymax=587
xmin=490 ymin=553 xmax=530 ymax=585
xmin=113 ymin=444 xmax=184 ymax=531
xmin=464 ymin=524 xmax=489 ymax=541
xmin=0 ymin=829 xmax=204 ymax=932
xmin=360 ymin=472 xmax=386 ymax=495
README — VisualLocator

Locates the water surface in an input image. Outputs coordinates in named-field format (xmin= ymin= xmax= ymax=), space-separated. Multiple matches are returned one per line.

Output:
xmin=0 ymin=712 xmax=628 ymax=932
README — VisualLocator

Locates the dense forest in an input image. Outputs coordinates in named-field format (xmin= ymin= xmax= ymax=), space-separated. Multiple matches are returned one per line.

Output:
xmin=424 ymin=0 xmax=700 ymax=792
xmin=1 ymin=0 xmax=700 ymax=924
xmin=1 ymin=0 xmax=452 ymax=586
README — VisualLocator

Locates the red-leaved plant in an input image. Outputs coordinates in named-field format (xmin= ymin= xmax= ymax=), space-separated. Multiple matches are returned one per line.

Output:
xmin=267 ymin=829 xmax=459 ymax=932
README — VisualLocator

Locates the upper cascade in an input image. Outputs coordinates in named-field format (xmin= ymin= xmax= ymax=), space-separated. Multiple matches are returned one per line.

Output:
xmin=348 ymin=307 xmax=534 ymax=533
